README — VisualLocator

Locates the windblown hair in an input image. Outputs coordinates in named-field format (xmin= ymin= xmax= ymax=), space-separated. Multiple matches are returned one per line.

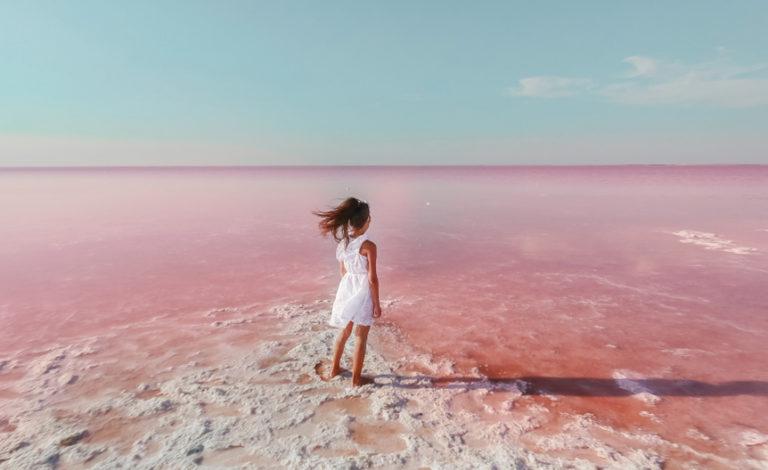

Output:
xmin=312 ymin=197 xmax=370 ymax=247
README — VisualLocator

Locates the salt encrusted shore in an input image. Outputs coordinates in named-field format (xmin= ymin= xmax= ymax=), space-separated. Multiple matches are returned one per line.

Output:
xmin=1 ymin=300 xmax=766 ymax=469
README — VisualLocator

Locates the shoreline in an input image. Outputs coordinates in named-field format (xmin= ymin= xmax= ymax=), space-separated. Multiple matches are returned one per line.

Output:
xmin=1 ymin=299 xmax=765 ymax=469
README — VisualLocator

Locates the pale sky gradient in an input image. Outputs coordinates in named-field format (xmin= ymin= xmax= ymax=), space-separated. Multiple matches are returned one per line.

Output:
xmin=1 ymin=1 xmax=767 ymax=166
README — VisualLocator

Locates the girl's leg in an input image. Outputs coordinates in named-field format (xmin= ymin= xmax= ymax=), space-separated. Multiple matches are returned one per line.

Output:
xmin=352 ymin=324 xmax=371 ymax=386
xmin=331 ymin=322 xmax=354 ymax=378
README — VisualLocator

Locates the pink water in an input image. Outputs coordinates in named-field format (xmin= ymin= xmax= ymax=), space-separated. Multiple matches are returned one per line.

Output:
xmin=2 ymin=165 xmax=768 ymax=467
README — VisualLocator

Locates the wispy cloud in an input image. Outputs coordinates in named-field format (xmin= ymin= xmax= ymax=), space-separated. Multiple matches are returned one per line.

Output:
xmin=507 ymin=76 xmax=594 ymax=98
xmin=508 ymin=53 xmax=768 ymax=107
xmin=622 ymin=56 xmax=660 ymax=78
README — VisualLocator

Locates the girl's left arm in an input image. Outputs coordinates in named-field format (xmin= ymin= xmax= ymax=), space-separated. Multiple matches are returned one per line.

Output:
xmin=340 ymin=260 xmax=346 ymax=277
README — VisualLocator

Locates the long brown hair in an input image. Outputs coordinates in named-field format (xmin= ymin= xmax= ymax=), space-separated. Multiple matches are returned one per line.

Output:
xmin=312 ymin=197 xmax=370 ymax=247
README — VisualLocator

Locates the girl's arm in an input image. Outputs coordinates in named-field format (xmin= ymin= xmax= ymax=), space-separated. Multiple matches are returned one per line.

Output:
xmin=340 ymin=260 xmax=346 ymax=277
xmin=363 ymin=242 xmax=381 ymax=317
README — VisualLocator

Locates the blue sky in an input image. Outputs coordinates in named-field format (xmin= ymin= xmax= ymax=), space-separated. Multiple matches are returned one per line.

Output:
xmin=1 ymin=0 xmax=767 ymax=165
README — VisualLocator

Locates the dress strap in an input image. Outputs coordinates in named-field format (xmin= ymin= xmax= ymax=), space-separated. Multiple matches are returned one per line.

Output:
xmin=345 ymin=232 xmax=368 ymax=251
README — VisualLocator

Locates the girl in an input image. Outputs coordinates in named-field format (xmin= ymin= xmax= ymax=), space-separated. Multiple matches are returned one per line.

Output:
xmin=312 ymin=197 xmax=382 ymax=387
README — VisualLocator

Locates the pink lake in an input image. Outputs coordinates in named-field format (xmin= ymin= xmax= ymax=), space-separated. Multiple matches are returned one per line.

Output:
xmin=1 ymin=165 xmax=767 ymax=469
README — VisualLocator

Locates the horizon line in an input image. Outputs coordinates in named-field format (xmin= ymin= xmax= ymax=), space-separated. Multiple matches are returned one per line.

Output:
xmin=2 ymin=163 xmax=767 ymax=170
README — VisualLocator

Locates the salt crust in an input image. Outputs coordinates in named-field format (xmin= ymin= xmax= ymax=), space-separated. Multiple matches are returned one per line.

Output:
xmin=611 ymin=370 xmax=662 ymax=405
xmin=670 ymin=230 xmax=758 ymax=255
xmin=1 ymin=302 xmax=767 ymax=469
xmin=660 ymin=348 xmax=714 ymax=357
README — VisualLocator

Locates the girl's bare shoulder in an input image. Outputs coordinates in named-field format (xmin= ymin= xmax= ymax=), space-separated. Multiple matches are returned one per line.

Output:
xmin=359 ymin=239 xmax=377 ymax=255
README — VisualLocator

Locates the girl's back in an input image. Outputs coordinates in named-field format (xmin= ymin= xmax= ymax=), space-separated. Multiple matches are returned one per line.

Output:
xmin=337 ymin=232 xmax=370 ymax=275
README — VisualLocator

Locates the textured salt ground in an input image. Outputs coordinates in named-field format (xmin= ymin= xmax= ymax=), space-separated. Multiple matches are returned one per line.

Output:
xmin=1 ymin=301 xmax=767 ymax=469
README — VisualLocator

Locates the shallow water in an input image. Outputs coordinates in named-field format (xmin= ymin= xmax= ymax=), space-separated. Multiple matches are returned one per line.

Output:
xmin=1 ymin=165 xmax=767 ymax=468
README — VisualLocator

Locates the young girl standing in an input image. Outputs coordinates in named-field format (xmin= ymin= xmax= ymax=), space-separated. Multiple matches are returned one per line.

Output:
xmin=312 ymin=197 xmax=382 ymax=387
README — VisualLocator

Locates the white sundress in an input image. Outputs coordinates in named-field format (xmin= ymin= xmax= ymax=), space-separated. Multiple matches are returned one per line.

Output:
xmin=329 ymin=231 xmax=374 ymax=328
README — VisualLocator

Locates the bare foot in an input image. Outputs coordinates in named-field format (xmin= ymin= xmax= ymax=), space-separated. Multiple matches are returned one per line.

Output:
xmin=314 ymin=360 xmax=348 ymax=382
xmin=329 ymin=365 xmax=347 ymax=379
xmin=314 ymin=361 xmax=331 ymax=382
xmin=352 ymin=376 xmax=375 ymax=387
